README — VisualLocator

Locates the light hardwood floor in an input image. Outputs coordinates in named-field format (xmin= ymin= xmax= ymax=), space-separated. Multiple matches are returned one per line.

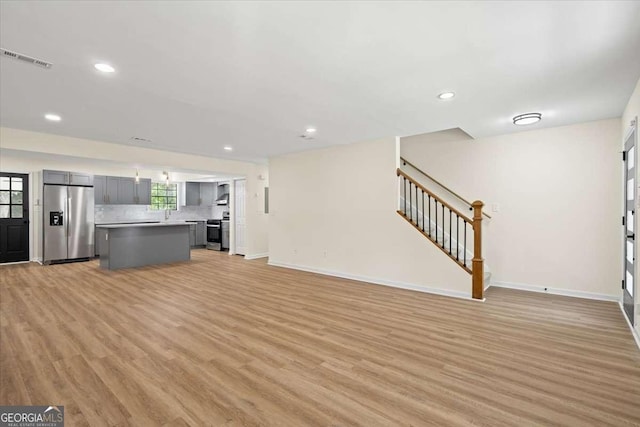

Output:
xmin=1 ymin=250 xmax=640 ymax=426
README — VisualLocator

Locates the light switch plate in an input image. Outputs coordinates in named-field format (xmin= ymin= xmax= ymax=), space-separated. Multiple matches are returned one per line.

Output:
xmin=492 ymin=203 xmax=500 ymax=213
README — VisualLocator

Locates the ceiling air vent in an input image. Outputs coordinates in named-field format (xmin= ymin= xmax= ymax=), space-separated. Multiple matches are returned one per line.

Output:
xmin=0 ymin=48 xmax=53 ymax=69
xmin=130 ymin=136 xmax=152 ymax=143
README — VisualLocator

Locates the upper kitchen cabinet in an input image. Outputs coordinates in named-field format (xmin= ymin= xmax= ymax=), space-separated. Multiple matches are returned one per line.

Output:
xmin=200 ymin=183 xmax=216 ymax=206
xmin=43 ymin=170 xmax=69 ymax=185
xmin=117 ymin=178 xmax=136 ymax=204
xmin=69 ymin=172 xmax=93 ymax=186
xmin=185 ymin=182 xmax=217 ymax=206
xmin=44 ymin=170 xmax=94 ymax=186
xmin=94 ymin=175 xmax=151 ymax=205
xmin=185 ymin=182 xmax=201 ymax=206
xmin=94 ymin=176 xmax=106 ymax=204
xmin=136 ymin=179 xmax=151 ymax=205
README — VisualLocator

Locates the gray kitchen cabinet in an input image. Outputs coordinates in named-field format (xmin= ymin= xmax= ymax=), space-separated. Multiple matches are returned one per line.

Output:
xmin=186 ymin=182 xmax=217 ymax=206
xmin=43 ymin=170 xmax=70 ymax=185
xmin=95 ymin=226 xmax=108 ymax=257
xmin=69 ymin=172 xmax=93 ymax=186
xmin=189 ymin=223 xmax=197 ymax=247
xmin=196 ymin=221 xmax=206 ymax=246
xmin=136 ymin=178 xmax=151 ymax=205
xmin=105 ymin=177 xmax=119 ymax=204
xmin=185 ymin=182 xmax=201 ymax=206
xmin=94 ymin=175 xmax=107 ymax=204
xmin=117 ymin=178 xmax=136 ymax=204
xmin=200 ymin=183 xmax=216 ymax=206
xmin=43 ymin=170 xmax=94 ymax=186
xmin=96 ymin=175 xmax=150 ymax=205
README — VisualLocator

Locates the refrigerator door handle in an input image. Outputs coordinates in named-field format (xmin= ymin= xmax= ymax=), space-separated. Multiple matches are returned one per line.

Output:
xmin=67 ymin=197 xmax=71 ymax=237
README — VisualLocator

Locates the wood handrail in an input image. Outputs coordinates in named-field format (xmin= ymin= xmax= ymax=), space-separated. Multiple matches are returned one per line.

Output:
xmin=397 ymin=169 xmax=473 ymax=224
xmin=400 ymin=157 xmax=492 ymax=219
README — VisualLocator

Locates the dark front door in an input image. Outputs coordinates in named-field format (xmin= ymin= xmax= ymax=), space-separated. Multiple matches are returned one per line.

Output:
xmin=0 ymin=173 xmax=29 ymax=263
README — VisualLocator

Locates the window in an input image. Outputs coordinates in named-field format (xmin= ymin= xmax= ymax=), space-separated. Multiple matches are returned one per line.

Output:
xmin=0 ymin=176 xmax=24 ymax=218
xmin=151 ymin=182 xmax=177 ymax=210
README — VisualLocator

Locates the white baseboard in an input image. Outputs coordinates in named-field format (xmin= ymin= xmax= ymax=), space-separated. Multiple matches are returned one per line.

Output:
xmin=1 ymin=260 xmax=32 ymax=266
xmin=244 ymin=253 xmax=269 ymax=260
xmin=619 ymin=302 xmax=640 ymax=350
xmin=488 ymin=281 xmax=619 ymax=302
xmin=267 ymin=260 xmax=475 ymax=301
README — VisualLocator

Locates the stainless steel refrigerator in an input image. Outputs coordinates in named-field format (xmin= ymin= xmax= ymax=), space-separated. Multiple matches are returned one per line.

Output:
xmin=43 ymin=182 xmax=95 ymax=263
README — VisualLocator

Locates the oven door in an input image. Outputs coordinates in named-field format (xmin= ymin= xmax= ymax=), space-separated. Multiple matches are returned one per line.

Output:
xmin=207 ymin=224 xmax=221 ymax=243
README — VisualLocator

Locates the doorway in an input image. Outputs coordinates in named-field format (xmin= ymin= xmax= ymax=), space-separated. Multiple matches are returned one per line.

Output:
xmin=623 ymin=121 xmax=637 ymax=326
xmin=0 ymin=172 xmax=30 ymax=263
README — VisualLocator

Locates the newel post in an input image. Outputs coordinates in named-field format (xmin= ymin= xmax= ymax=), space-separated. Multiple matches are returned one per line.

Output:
xmin=471 ymin=201 xmax=484 ymax=300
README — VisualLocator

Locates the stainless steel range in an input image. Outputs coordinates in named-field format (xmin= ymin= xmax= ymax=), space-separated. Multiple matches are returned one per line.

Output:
xmin=206 ymin=219 xmax=221 ymax=250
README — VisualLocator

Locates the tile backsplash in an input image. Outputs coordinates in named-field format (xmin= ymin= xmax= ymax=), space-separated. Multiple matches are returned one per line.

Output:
xmin=95 ymin=204 xmax=227 ymax=223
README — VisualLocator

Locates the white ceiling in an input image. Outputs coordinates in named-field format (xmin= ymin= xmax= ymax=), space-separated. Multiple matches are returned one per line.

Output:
xmin=1 ymin=1 xmax=640 ymax=163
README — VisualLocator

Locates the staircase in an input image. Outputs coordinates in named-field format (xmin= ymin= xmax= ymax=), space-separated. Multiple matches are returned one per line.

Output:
xmin=397 ymin=163 xmax=490 ymax=299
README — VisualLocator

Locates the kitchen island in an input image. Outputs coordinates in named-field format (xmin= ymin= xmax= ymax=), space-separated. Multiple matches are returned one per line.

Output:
xmin=96 ymin=222 xmax=190 ymax=270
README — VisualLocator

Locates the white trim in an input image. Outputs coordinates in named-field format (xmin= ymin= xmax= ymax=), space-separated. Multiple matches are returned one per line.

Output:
xmin=244 ymin=252 xmax=269 ymax=260
xmin=0 ymin=260 xmax=32 ymax=266
xmin=619 ymin=302 xmax=640 ymax=350
xmin=488 ymin=281 xmax=619 ymax=302
xmin=32 ymin=257 xmax=43 ymax=265
xmin=267 ymin=260 xmax=476 ymax=301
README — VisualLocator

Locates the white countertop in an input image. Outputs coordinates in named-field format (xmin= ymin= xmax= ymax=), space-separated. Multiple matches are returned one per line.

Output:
xmin=95 ymin=219 xmax=208 ymax=225
xmin=96 ymin=222 xmax=192 ymax=229
xmin=95 ymin=220 xmax=160 ymax=225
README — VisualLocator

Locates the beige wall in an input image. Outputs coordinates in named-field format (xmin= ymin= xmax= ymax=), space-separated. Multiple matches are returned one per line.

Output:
xmin=269 ymin=137 xmax=472 ymax=298
xmin=0 ymin=127 xmax=269 ymax=259
xmin=622 ymin=77 xmax=640 ymax=335
xmin=402 ymin=118 xmax=622 ymax=299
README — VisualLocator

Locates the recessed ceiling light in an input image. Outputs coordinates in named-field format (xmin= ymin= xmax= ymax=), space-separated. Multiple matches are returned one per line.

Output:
xmin=44 ymin=113 xmax=61 ymax=122
xmin=94 ymin=63 xmax=115 ymax=73
xmin=223 ymin=146 xmax=233 ymax=151
xmin=513 ymin=113 xmax=542 ymax=126
xmin=437 ymin=91 xmax=455 ymax=100
xmin=306 ymin=127 xmax=317 ymax=133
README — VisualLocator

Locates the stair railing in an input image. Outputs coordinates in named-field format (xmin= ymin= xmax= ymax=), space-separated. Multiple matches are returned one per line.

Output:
xmin=400 ymin=156 xmax=491 ymax=219
xmin=397 ymin=168 xmax=485 ymax=299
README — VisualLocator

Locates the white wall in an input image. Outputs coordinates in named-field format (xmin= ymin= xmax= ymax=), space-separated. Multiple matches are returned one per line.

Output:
xmin=269 ymin=137 xmax=472 ymax=298
xmin=0 ymin=127 xmax=269 ymax=259
xmin=402 ymin=118 xmax=622 ymax=299
xmin=245 ymin=164 xmax=269 ymax=258
xmin=622 ymin=76 xmax=640 ymax=335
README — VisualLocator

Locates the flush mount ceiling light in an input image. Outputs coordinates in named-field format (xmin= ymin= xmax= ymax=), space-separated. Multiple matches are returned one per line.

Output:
xmin=94 ymin=63 xmax=115 ymax=73
xmin=305 ymin=127 xmax=316 ymax=133
xmin=513 ymin=112 xmax=542 ymax=125
xmin=223 ymin=146 xmax=233 ymax=151
xmin=44 ymin=113 xmax=61 ymax=122
xmin=437 ymin=91 xmax=455 ymax=100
